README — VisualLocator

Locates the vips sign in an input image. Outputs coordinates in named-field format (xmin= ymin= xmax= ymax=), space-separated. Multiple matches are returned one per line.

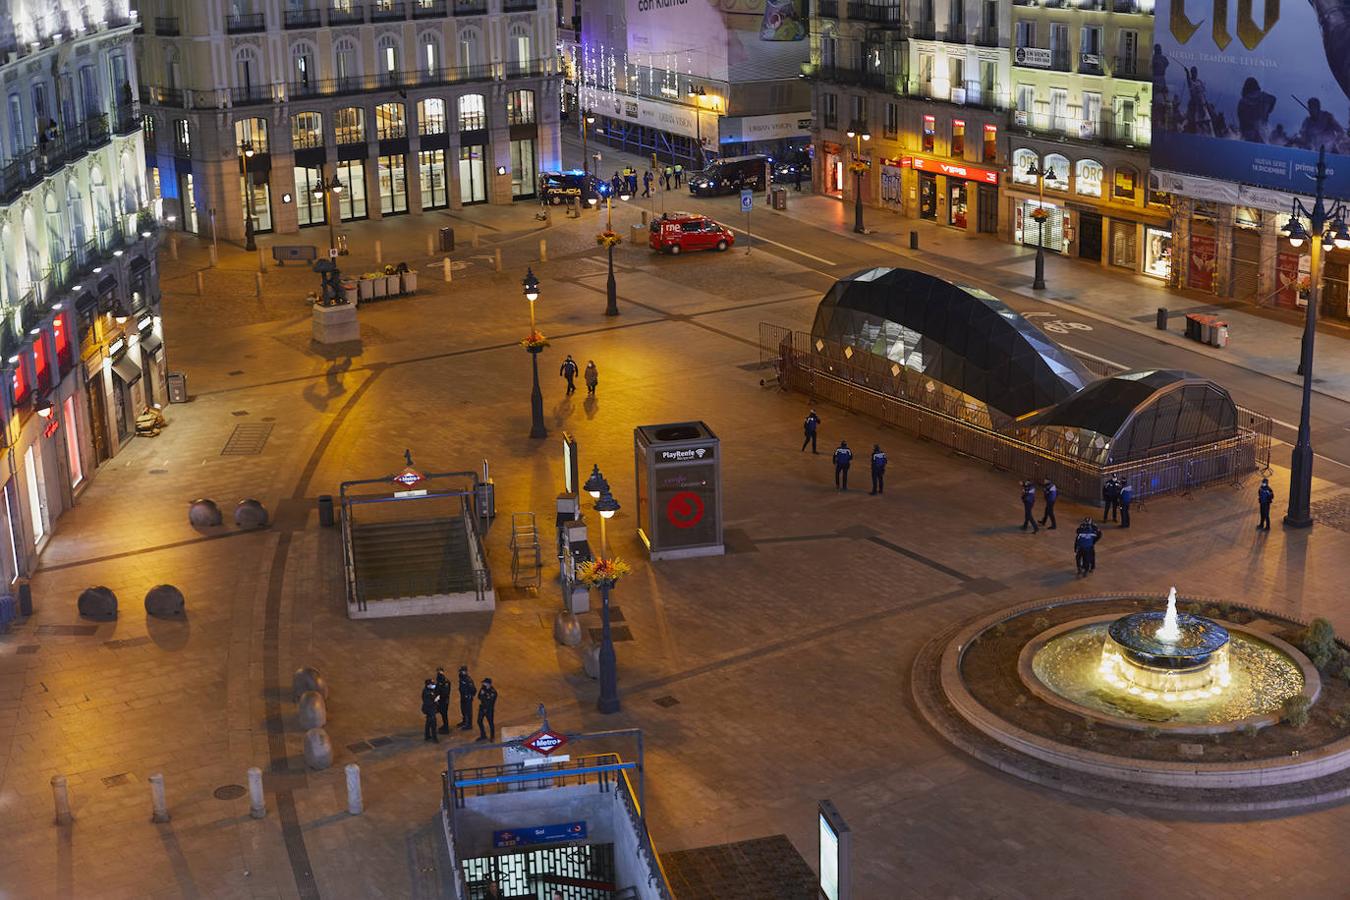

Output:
xmin=1152 ymin=0 xmax=1350 ymax=195
xmin=909 ymin=156 xmax=999 ymax=185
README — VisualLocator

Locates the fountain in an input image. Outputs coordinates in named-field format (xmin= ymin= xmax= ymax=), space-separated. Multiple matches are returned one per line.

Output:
xmin=1157 ymin=586 xmax=1181 ymax=643
xmin=1101 ymin=586 xmax=1232 ymax=701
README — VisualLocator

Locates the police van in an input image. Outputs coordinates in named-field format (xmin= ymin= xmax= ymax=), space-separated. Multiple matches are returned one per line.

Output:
xmin=539 ymin=170 xmax=600 ymax=205
xmin=687 ymin=154 xmax=770 ymax=197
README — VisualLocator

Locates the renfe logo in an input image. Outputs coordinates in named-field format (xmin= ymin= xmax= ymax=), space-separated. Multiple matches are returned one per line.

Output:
xmin=658 ymin=446 xmax=712 ymax=462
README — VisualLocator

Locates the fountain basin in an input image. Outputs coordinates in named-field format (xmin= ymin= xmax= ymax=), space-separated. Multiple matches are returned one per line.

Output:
xmin=1107 ymin=612 xmax=1230 ymax=669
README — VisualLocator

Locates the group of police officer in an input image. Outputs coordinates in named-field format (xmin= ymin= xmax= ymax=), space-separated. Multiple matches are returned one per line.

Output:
xmin=803 ymin=410 xmax=889 ymax=494
xmin=421 ymin=666 xmax=498 ymax=744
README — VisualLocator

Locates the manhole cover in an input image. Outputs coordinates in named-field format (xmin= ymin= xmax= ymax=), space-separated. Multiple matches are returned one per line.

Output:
xmin=231 ymin=410 xmax=249 ymax=417
xmin=653 ymin=696 xmax=680 ymax=708
xmin=213 ymin=784 xmax=247 ymax=801
xmin=227 ymin=370 xmax=244 ymax=376
xmin=148 ymin=468 xmax=169 ymax=475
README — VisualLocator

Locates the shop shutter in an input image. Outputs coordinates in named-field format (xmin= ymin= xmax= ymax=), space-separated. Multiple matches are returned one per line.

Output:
xmin=1021 ymin=201 xmax=1064 ymax=251
xmin=1109 ymin=220 xmax=1137 ymax=269
xmin=1231 ymin=227 xmax=1262 ymax=302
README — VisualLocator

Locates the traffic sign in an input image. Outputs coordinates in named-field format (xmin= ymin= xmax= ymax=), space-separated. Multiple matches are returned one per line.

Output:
xmin=741 ymin=189 xmax=753 ymax=212
xmin=523 ymin=729 xmax=569 ymax=755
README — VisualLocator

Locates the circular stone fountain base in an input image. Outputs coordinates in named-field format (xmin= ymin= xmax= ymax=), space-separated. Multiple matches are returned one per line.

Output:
xmin=913 ymin=595 xmax=1350 ymax=812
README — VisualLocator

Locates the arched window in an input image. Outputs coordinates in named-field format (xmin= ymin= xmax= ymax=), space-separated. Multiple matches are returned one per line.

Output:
xmin=21 ymin=206 xmax=42 ymax=292
xmin=291 ymin=41 xmax=317 ymax=89
xmin=66 ymin=177 xmax=85 ymax=258
xmin=1074 ymin=158 xmax=1103 ymax=197
xmin=507 ymin=89 xmax=534 ymax=126
xmin=234 ymin=46 xmax=261 ymax=91
xmin=418 ymin=98 xmax=446 ymax=135
xmin=419 ymin=32 xmax=442 ymax=76
xmin=375 ymin=102 xmax=405 ymax=140
xmin=234 ymin=117 xmax=269 ymax=154
xmin=44 ymin=190 xmax=65 ymax=264
xmin=376 ymin=34 xmax=401 ymax=84
xmin=334 ymin=38 xmax=360 ymax=89
xmin=119 ymin=148 xmax=140 ymax=214
xmin=291 ymin=111 xmax=324 ymax=149
xmin=163 ymin=48 xmax=181 ymax=90
xmin=457 ymin=93 xmax=486 ymax=131
xmin=458 ymin=28 xmax=482 ymax=71
xmin=335 ymin=107 xmax=365 ymax=144
xmin=1043 ymin=153 xmax=1069 ymax=191
xmin=507 ymin=24 xmax=531 ymax=76
xmin=1011 ymin=148 xmax=1038 ymax=185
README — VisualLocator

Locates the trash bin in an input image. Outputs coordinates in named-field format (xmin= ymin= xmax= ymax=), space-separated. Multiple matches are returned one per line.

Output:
xmin=476 ymin=480 xmax=495 ymax=520
xmin=909 ymin=230 xmax=919 ymax=250
xmin=1202 ymin=319 xmax=1217 ymax=345
xmin=438 ymin=226 xmax=455 ymax=252
xmin=1156 ymin=307 xmax=1168 ymax=330
xmin=771 ymin=187 xmax=787 ymax=211
xmin=167 ymin=371 xmax=188 ymax=403
xmin=317 ymin=494 xmax=335 ymax=527
xmin=1214 ymin=323 xmax=1230 ymax=348
xmin=0 ymin=594 xmax=15 ymax=633
xmin=17 ymin=578 xmax=31 ymax=616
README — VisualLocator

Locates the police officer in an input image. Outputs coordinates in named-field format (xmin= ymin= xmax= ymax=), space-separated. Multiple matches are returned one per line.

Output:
xmin=421 ymin=679 xmax=440 ymax=742
xmin=1102 ymin=475 xmax=1121 ymax=522
xmin=1257 ymin=478 xmax=1274 ymax=530
xmin=1020 ymin=481 xmax=1039 ymax=533
xmin=642 ymin=169 xmax=653 ymax=198
xmin=1074 ymin=528 xmax=1099 ymax=576
xmin=1119 ymin=481 xmax=1133 ymax=529
xmin=1039 ymin=478 xmax=1058 ymax=529
xmin=434 ymin=666 xmax=452 ymax=734
xmin=833 ymin=440 xmax=853 ymax=490
xmin=801 ymin=409 xmax=821 ymax=453
xmin=674 ymin=163 xmax=683 ymax=188
xmin=869 ymin=444 xmax=888 ymax=495
xmin=457 ymin=665 xmax=476 ymax=730
xmin=475 ymin=678 xmax=498 ymax=742
xmin=559 ymin=354 xmax=579 ymax=394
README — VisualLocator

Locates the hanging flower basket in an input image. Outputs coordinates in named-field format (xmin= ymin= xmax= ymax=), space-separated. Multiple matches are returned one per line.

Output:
xmin=521 ymin=330 xmax=550 ymax=350
xmin=596 ymin=230 xmax=622 ymax=249
xmin=847 ymin=161 xmax=869 ymax=175
xmin=576 ymin=557 xmax=632 ymax=586
xmin=1030 ymin=207 xmax=1050 ymax=222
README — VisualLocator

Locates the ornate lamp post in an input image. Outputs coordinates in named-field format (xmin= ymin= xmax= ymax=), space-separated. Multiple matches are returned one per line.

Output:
xmin=581 ymin=109 xmax=595 ymax=176
xmin=240 ymin=140 xmax=257 ymax=251
xmin=581 ymin=466 xmax=625 ymax=715
xmin=845 ymin=122 xmax=870 ymax=235
xmin=1025 ymin=158 xmax=1058 ymax=290
xmin=312 ymin=170 xmax=345 ymax=304
xmin=521 ymin=267 xmax=548 ymax=439
xmin=1279 ymin=147 xmax=1350 ymax=527
xmin=596 ymin=179 xmax=631 ymax=317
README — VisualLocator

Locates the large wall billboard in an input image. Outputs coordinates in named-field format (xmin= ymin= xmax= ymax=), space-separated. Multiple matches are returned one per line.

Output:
xmin=1152 ymin=0 xmax=1350 ymax=196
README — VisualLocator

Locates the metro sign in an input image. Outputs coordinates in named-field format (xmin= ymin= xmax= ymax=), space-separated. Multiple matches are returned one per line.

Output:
xmin=523 ymin=730 xmax=569 ymax=756
xmin=391 ymin=466 xmax=425 ymax=488
xmin=910 ymin=156 xmax=999 ymax=185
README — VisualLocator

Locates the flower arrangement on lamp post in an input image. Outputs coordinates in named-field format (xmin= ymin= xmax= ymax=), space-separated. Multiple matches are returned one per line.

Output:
xmin=1024 ymin=159 xmax=1057 ymax=290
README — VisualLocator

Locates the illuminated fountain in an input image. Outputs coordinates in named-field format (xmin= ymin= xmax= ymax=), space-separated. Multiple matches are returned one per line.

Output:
xmin=1099 ymin=587 xmax=1232 ymax=703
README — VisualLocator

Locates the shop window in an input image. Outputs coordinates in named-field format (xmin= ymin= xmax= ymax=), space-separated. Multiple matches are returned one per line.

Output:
xmin=1044 ymin=153 xmax=1069 ymax=190
xmin=1113 ymin=165 xmax=1137 ymax=201
xmin=335 ymin=107 xmax=365 ymax=144
xmin=335 ymin=159 xmax=367 ymax=220
xmin=1074 ymin=158 xmax=1103 ymax=197
xmin=377 ymin=154 xmax=408 ymax=215
xmin=63 ymin=395 xmax=82 ymax=488
xmin=1012 ymin=148 xmax=1038 ymax=184
xmin=11 ymin=355 xmax=28 ymax=408
xmin=922 ymin=115 xmax=935 ymax=152
xmin=1143 ymin=228 xmax=1172 ymax=279
xmin=419 ymin=99 xmax=446 ymax=135
xmin=376 ymin=102 xmax=406 ymax=140
xmin=173 ymin=118 xmax=191 ymax=155
xmin=1235 ymin=206 xmax=1261 ymax=229
xmin=291 ymin=111 xmax=323 ymax=149
xmin=951 ymin=119 xmax=965 ymax=157
xmin=294 ymin=167 xmax=326 ymax=227
xmin=420 ymin=149 xmax=448 ymax=210
xmin=982 ymin=124 xmax=997 ymax=162
xmin=54 ymin=312 xmax=72 ymax=373
xmin=507 ymin=90 xmax=535 ymax=126
xmin=458 ymin=94 xmax=486 ymax=132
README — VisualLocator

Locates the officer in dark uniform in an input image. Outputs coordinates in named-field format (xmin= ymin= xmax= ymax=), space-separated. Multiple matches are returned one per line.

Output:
xmin=475 ymin=678 xmax=498 ymax=742
xmin=1039 ymin=479 xmax=1058 ymax=529
xmin=802 ymin=410 xmax=821 ymax=453
xmin=559 ymin=355 xmax=579 ymax=394
xmin=1102 ymin=476 xmax=1121 ymax=522
xmin=1119 ymin=481 xmax=1133 ymax=528
xmin=1257 ymin=478 xmax=1274 ymax=530
xmin=457 ymin=665 xmax=477 ymax=730
xmin=421 ymin=679 xmax=440 ymax=742
xmin=1020 ymin=481 xmax=1039 ymax=532
xmin=869 ymin=444 xmax=888 ymax=495
xmin=434 ymin=667 xmax=452 ymax=733
xmin=1074 ymin=528 xmax=1098 ymax=576
xmin=833 ymin=440 xmax=853 ymax=490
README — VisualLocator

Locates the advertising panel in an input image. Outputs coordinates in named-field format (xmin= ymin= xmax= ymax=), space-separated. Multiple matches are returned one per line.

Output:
xmin=625 ymin=0 xmax=805 ymax=79
xmin=1152 ymin=0 xmax=1350 ymax=195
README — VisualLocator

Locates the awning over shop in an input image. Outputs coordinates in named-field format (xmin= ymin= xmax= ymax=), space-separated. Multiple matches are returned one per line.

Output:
xmin=129 ymin=255 xmax=151 ymax=273
xmin=97 ymin=276 xmax=118 ymax=294
xmin=111 ymin=354 xmax=142 ymax=385
xmin=139 ymin=332 xmax=163 ymax=356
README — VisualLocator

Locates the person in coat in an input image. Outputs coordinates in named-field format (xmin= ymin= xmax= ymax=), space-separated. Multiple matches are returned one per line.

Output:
xmin=642 ymin=169 xmax=653 ymax=198
xmin=1020 ymin=481 xmax=1039 ymax=533
xmin=560 ymin=354 xmax=579 ymax=394
xmin=421 ymin=679 xmax=440 ymax=742
xmin=802 ymin=410 xmax=821 ymax=453
xmin=1039 ymin=479 xmax=1058 ymax=529
xmin=1102 ymin=476 xmax=1121 ymax=522
xmin=673 ymin=164 xmax=683 ymax=187
xmin=869 ymin=444 xmax=888 ymax=495
xmin=434 ymin=667 xmax=452 ymax=734
xmin=457 ymin=665 xmax=476 ymax=730
xmin=584 ymin=361 xmax=599 ymax=396
xmin=1119 ymin=482 xmax=1133 ymax=528
xmin=1074 ymin=528 xmax=1100 ymax=576
xmin=475 ymin=678 xmax=498 ymax=742
xmin=1257 ymin=478 xmax=1274 ymax=530
xmin=833 ymin=440 xmax=853 ymax=490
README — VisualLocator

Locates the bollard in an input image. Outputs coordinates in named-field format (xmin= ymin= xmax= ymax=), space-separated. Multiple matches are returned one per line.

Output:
xmin=196 ymin=271 xmax=205 ymax=296
xmin=471 ymin=227 xmax=479 ymax=249
xmin=255 ymin=271 xmax=264 ymax=298
xmin=443 ymin=257 xmax=452 ymax=283
xmin=345 ymin=764 xmax=363 ymax=815
xmin=247 ymin=766 xmax=266 ymax=819
xmin=374 ymin=239 xmax=383 ymax=265
xmin=539 ymin=238 xmax=547 ymax=263
xmin=149 ymin=773 xmax=170 ymax=823
xmin=208 ymin=245 xmax=218 ymax=267
xmin=257 ymin=248 xmax=266 ymax=273
xmin=494 ymin=248 xmax=502 ymax=272
xmin=909 ymin=230 xmax=919 ymax=250
xmin=52 ymin=775 xmax=72 ymax=825
xmin=169 ymin=235 xmax=179 ymax=260
xmin=426 ymin=233 xmax=434 ymax=256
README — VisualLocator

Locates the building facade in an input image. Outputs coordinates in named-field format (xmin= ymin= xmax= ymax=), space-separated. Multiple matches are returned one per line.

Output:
xmin=136 ymin=0 xmax=564 ymax=242
xmin=0 ymin=0 xmax=163 ymax=582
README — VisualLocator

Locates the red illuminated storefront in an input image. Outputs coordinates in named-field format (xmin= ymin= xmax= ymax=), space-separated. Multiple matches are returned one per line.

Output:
xmin=906 ymin=155 xmax=1001 ymax=232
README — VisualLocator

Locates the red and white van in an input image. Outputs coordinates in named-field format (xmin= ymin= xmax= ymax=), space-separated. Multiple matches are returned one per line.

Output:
xmin=649 ymin=213 xmax=736 ymax=255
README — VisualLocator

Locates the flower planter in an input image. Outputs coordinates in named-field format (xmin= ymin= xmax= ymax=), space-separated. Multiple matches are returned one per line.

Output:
xmin=372 ymin=276 xmax=388 ymax=298
xmin=357 ymin=279 xmax=375 ymax=302
xmin=400 ymin=271 xmax=417 ymax=294
xmin=341 ymin=280 xmax=358 ymax=305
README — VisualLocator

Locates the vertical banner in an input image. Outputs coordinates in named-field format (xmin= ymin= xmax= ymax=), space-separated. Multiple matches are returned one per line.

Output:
xmin=1275 ymin=251 xmax=1302 ymax=309
xmin=1188 ymin=234 xmax=1218 ymax=292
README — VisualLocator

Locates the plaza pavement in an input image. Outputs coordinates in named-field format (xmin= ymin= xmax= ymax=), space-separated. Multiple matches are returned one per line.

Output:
xmin=0 ymin=193 xmax=1348 ymax=899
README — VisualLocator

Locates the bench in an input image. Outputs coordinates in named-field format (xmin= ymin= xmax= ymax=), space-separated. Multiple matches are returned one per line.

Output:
xmin=272 ymin=245 xmax=318 ymax=265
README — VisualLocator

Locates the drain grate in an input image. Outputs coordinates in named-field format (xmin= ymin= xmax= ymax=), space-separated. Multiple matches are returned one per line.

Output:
xmin=148 ymin=468 xmax=168 ymax=475
xmin=104 ymin=636 xmax=152 ymax=650
xmin=347 ymin=741 xmax=373 ymax=754
xmin=102 ymin=773 xmax=131 ymax=788
xmin=231 ymin=410 xmax=249 ymax=417
xmin=221 ymin=423 xmax=273 ymax=456
xmin=590 ymin=626 xmax=634 ymax=643
xmin=213 ymin=784 xmax=247 ymax=801
xmin=227 ymin=370 xmax=244 ymax=376
xmin=653 ymin=695 xmax=680 ymax=708
xmin=35 ymin=624 xmax=99 ymax=636
xmin=14 ymin=645 xmax=39 ymax=654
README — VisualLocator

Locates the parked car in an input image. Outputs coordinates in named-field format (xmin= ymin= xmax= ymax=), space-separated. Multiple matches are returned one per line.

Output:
xmin=649 ymin=213 xmax=736 ymax=255
xmin=687 ymin=154 xmax=770 ymax=196
xmin=539 ymin=170 xmax=600 ymax=205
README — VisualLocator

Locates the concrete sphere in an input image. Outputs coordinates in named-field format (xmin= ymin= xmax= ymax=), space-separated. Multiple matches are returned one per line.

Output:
xmin=582 ymin=642 xmax=600 ymax=679
xmin=292 ymin=667 xmax=329 ymax=701
xmin=298 ymin=691 xmax=328 ymax=729
xmin=77 ymin=586 xmax=118 ymax=620
xmin=234 ymin=499 xmax=269 ymax=529
xmin=553 ymin=610 xmax=583 ymax=647
xmin=144 ymin=584 xmax=185 ymax=618
xmin=188 ymin=499 xmax=223 ymax=527
xmin=303 ymin=728 xmax=333 ymax=770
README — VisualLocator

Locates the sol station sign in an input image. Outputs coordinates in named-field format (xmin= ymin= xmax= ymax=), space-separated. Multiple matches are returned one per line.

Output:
xmin=523 ymin=730 xmax=569 ymax=755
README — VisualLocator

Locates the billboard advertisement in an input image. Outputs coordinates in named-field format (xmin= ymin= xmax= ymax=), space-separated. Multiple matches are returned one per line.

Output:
xmin=1152 ymin=0 xmax=1350 ymax=196
xmin=624 ymin=0 xmax=805 ymax=81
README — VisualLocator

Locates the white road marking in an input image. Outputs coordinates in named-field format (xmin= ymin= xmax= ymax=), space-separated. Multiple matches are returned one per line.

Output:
xmin=722 ymin=226 xmax=838 ymax=266
xmin=1268 ymin=438 xmax=1350 ymax=471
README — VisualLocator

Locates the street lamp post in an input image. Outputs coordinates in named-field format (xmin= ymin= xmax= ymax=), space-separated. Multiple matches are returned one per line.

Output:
xmin=1279 ymin=147 xmax=1350 ymax=527
xmin=522 ymin=268 xmax=547 ymax=439
xmin=1024 ymin=158 xmax=1058 ymax=290
xmin=581 ymin=110 xmax=595 ymax=176
xmin=844 ymin=122 xmax=870 ymax=235
xmin=597 ymin=180 xmax=631 ymax=317
xmin=240 ymin=140 xmax=257 ymax=252
xmin=312 ymin=170 xmax=345 ymax=303
xmin=583 ymin=466 xmax=622 ymax=714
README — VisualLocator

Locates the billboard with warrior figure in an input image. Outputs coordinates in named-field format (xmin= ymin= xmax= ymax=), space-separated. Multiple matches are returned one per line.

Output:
xmin=1151 ymin=0 xmax=1350 ymax=196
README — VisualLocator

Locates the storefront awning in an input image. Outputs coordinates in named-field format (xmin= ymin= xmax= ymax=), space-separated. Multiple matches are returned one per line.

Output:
xmin=98 ymin=276 xmax=119 ymax=295
xmin=111 ymin=354 xmax=142 ymax=385
xmin=140 ymin=332 xmax=163 ymax=356
xmin=129 ymin=255 xmax=151 ymax=273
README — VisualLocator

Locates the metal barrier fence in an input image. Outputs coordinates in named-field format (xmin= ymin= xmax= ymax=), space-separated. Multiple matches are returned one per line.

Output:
xmin=760 ymin=323 xmax=1271 ymax=503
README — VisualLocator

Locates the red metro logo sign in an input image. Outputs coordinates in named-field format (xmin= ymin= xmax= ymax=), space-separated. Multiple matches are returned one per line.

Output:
xmin=391 ymin=466 xmax=424 ymax=488
xmin=524 ymin=730 xmax=569 ymax=755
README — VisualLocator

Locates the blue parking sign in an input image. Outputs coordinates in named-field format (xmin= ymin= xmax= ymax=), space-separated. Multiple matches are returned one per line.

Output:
xmin=740 ymin=189 xmax=753 ymax=212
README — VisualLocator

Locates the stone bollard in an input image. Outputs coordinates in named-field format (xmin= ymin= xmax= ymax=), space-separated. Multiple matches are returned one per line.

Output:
xmin=345 ymin=764 xmax=363 ymax=815
xmin=255 ymin=272 xmax=264 ymax=298
xmin=52 ymin=775 xmax=72 ymax=825
xmin=208 ymin=245 xmax=218 ymax=267
xmin=144 ymin=584 xmax=186 ymax=618
xmin=426 ymin=233 xmax=434 ymax=256
xmin=257 ymin=248 xmax=266 ymax=273
xmin=443 ymin=257 xmax=452 ymax=283
xmin=195 ymin=271 xmax=204 ymax=296
xmin=494 ymin=248 xmax=502 ymax=272
xmin=170 ymin=235 xmax=179 ymax=260
xmin=188 ymin=498 xmax=223 ymax=526
xmin=292 ymin=666 xmax=329 ymax=701
xmin=553 ymin=610 xmax=582 ymax=647
xmin=298 ymin=690 xmax=327 ymax=729
xmin=77 ymin=586 xmax=118 ymax=620
xmin=234 ymin=498 xmax=269 ymax=529
xmin=470 ymin=227 xmax=479 ymax=249
xmin=539 ymin=238 xmax=547 ymax=263
xmin=149 ymin=773 xmax=170 ymax=823
xmin=247 ymin=766 xmax=266 ymax=819
xmin=375 ymin=239 xmax=383 ymax=265
xmin=303 ymin=728 xmax=332 ymax=770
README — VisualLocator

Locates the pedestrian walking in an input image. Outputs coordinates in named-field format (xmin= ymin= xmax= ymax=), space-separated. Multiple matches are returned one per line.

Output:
xmin=674 ymin=164 xmax=683 ymax=188
xmin=1039 ymin=478 xmax=1058 ymax=529
xmin=475 ymin=678 xmax=498 ymax=742
xmin=663 ymin=166 xmax=673 ymax=190
xmin=559 ymin=354 xmax=579 ymax=394
xmin=1020 ymin=481 xmax=1039 ymax=532
xmin=792 ymin=166 xmax=803 ymax=191
xmin=457 ymin=665 xmax=476 ymax=730
xmin=1119 ymin=481 xmax=1133 ymax=528
xmin=833 ymin=440 xmax=853 ymax=490
xmin=1257 ymin=478 xmax=1274 ymax=530
xmin=1102 ymin=475 xmax=1121 ymax=522
xmin=869 ymin=444 xmax=887 ymax=495
xmin=801 ymin=409 xmax=821 ymax=453
xmin=434 ymin=667 xmax=452 ymax=734
xmin=421 ymin=679 xmax=440 ymax=742
xmin=611 ymin=172 xmax=622 ymax=197
xmin=642 ymin=169 xmax=653 ymax=197
xmin=584 ymin=360 xmax=598 ymax=396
